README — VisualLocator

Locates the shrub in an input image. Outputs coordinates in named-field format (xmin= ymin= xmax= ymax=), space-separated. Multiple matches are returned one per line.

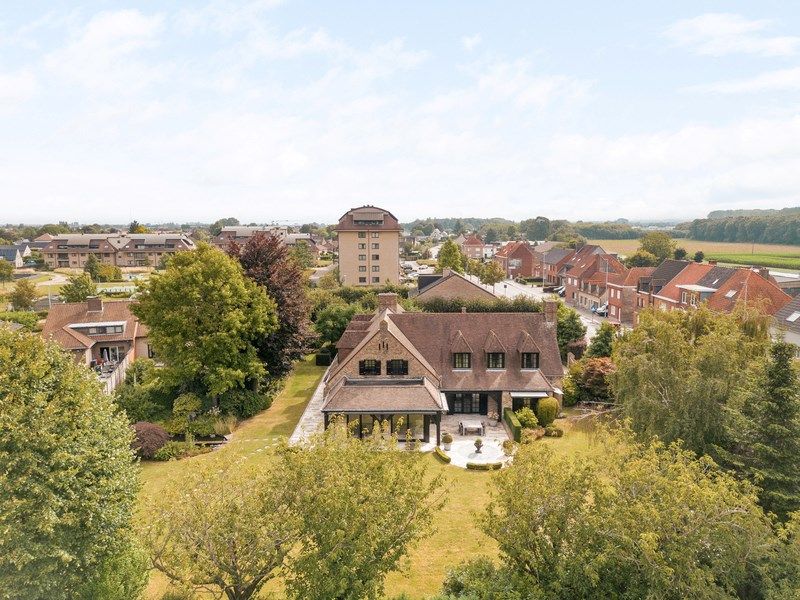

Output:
xmin=213 ymin=415 xmax=238 ymax=436
xmin=544 ymin=426 xmax=564 ymax=438
xmin=0 ymin=311 xmax=40 ymax=331
xmin=521 ymin=428 xmax=546 ymax=445
xmin=503 ymin=409 xmax=522 ymax=443
xmin=466 ymin=462 xmax=503 ymax=470
xmin=218 ymin=387 xmax=274 ymax=419
xmin=502 ymin=439 xmax=516 ymax=456
xmin=515 ymin=406 xmax=539 ymax=429
xmin=153 ymin=441 xmax=210 ymax=461
xmin=132 ymin=421 xmax=169 ymax=459
xmin=441 ymin=432 xmax=454 ymax=444
xmin=434 ymin=446 xmax=451 ymax=464
xmin=536 ymin=396 xmax=559 ymax=427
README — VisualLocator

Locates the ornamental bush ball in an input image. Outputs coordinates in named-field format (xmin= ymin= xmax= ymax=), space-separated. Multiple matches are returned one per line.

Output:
xmin=536 ymin=396 xmax=559 ymax=427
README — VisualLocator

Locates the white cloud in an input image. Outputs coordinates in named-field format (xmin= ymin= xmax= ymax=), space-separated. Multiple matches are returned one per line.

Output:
xmin=0 ymin=70 xmax=38 ymax=105
xmin=462 ymin=34 xmax=482 ymax=51
xmin=687 ymin=67 xmax=800 ymax=94
xmin=44 ymin=9 xmax=167 ymax=93
xmin=665 ymin=13 xmax=800 ymax=57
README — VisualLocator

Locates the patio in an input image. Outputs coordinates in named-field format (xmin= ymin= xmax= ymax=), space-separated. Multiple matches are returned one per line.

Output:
xmin=420 ymin=414 xmax=511 ymax=468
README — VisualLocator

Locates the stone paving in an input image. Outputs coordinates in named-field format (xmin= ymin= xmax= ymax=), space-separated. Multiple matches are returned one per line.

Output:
xmin=288 ymin=365 xmax=330 ymax=445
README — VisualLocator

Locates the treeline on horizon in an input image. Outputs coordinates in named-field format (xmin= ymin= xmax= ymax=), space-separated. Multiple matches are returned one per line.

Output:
xmin=404 ymin=216 xmax=682 ymax=244
xmin=679 ymin=211 xmax=800 ymax=245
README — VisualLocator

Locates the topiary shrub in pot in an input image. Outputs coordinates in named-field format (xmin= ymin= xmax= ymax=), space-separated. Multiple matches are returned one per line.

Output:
xmin=442 ymin=432 xmax=453 ymax=451
xmin=474 ymin=437 xmax=483 ymax=454
xmin=131 ymin=421 xmax=170 ymax=459
xmin=536 ymin=396 xmax=559 ymax=427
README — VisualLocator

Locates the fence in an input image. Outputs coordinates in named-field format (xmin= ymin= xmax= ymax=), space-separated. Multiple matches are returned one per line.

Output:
xmin=100 ymin=351 xmax=131 ymax=394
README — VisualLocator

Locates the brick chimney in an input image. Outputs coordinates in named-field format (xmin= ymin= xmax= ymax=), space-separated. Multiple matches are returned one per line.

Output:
xmin=543 ymin=299 xmax=557 ymax=323
xmin=756 ymin=267 xmax=770 ymax=280
xmin=377 ymin=292 xmax=402 ymax=313
xmin=442 ymin=268 xmax=452 ymax=277
xmin=86 ymin=296 xmax=103 ymax=312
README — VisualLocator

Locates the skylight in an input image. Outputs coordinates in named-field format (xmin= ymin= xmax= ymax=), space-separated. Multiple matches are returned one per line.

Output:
xmin=725 ymin=290 xmax=737 ymax=298
xmin=787 ymin=312 xmax=800 ymax=323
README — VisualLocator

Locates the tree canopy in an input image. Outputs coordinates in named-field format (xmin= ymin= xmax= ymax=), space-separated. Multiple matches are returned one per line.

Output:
xmin=437 ymin=239 xmax=465 ymax=274
xmin=9 ymin=278 xmax=37 ymax=311
xmin=449 ymin=426 xmax=780 ymax=599
xmin=60 ymin=273 xmax=97 ymax=303
xmin=0 ymin=329 xmax=142 ymax=599
xmin=232 ymin=232 xmax=313 ymax=380
xmin=637 ymin=231 xmax=676 ymax=262
xmin=133 ymin=243 xmax=278 ymax=397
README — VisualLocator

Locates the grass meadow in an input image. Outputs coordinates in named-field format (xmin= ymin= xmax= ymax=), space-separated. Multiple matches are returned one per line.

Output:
xmin=138 ymin=357 xmax=596 ymax=599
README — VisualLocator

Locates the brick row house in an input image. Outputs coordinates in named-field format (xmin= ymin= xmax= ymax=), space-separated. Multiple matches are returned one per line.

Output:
xmin=458 ymin=234 xmax=486 ymax=260
xmin=631 ymin=260 xmax=791 ymax=323
xmin=606 ymin=267 xmax=655 ymax=324
xmin=43 ymin=233 xmax=195 ymax=269
xmin=542 ymin=248 xmax=574 ymax=285
xmin=321 ymin=293 xmax=563 ymax=445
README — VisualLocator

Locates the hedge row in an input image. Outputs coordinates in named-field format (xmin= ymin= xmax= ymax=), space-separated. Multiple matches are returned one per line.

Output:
xmin=504 ymin=409 xmax=522 ymax=443
xmin=466 ymin=462 xmax=503 ymax=471
xmin=434 ymin=446 xmax=451 ymax=464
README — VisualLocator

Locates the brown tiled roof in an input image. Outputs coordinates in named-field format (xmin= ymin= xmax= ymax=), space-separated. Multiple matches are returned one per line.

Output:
xmin=335 ymin=310 xmax=562 ymax=392
xmin=494 ymin=241 xmax=535 ymax=259
xmin=530 ymin=241 xmax=557 ymax=255
xmin=42 ymin=299 xmax=146 ymax=351
xmin=607 ymin=267 xmax=655 ymax=287
xmin=461 ymin=234 xmax=484 ymax=247
xmin=706 ymin=269 xmax=791 ymax=315
xmin=322 ymin=377 xmax=444 ymax=413
xmin=542 ymin=248 xmax=574 ymax=265
xmin=416 ymin=270 xmax=497 ymax=301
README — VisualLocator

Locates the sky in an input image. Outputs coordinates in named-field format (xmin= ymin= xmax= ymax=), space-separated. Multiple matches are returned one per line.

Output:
xmin=1 ymin=1 xmax=800 ymax=225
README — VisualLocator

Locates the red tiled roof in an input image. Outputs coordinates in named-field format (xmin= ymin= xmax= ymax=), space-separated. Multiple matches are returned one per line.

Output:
xmin=461 ymin=234 xmax=484 ymax=247
xmin=607 ymin=267 xmax=655 ymax=287
xmin=655 ymin=262 xmax=714 ymax=303
xmin=42 ymin=299 xmax=146 ymax=351
xmin=706 ymin=269 xmax=791 ymax=315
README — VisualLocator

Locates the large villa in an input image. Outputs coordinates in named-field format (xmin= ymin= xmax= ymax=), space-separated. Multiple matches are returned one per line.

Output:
xmin=321 ymin=293 xmax=564 ymax=445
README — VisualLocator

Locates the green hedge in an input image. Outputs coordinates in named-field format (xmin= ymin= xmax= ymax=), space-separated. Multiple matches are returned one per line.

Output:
xmin=466 ymin=462 xmax=503 ymax=471
xmin=504 ymin=409 xmax=522 ymax=443
xmin=0 ymin=311 xmax=40 ymax=331
xmin=434 ymin=446 xmax=451 ymax=464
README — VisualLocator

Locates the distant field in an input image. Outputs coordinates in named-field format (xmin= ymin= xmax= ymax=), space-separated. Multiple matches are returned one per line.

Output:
xmin=704 ymin=253 xmax=800 ymax=271
xmin=590 ymin=239 xmax=800 ymax=262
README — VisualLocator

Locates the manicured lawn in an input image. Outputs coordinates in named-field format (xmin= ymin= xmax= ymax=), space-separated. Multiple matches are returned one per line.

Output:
xmin=138 ymin=361 xmax=597 ymax=599
xmin=590 ymin=238 xmax=800 ymax=261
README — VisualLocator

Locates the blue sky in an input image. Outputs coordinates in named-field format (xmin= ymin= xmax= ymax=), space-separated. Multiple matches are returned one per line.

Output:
xmin=1 ymin=1 xmax=800 ymax=224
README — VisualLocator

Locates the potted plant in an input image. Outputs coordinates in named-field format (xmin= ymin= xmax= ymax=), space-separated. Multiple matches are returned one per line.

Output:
xmin=474 ymin=437 xmax=483 ymax=454
xmin=442 ymin=432 xmax=453 ymax=451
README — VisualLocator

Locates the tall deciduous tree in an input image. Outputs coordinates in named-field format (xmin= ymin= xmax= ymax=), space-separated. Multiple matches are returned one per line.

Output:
xmin=638 ymin=231 xmax=675 ymax=263
xmin=0 ymin=259 xmax=13 ymax=282
xmin=612 ymin=306 xmax=769 ymax=455
xmin=60 ymin=273 xmax=97 ymax=302
xmin=479 ymin=260 xmax=506 ymax=290
xmin=556 ymin=303 xmax=587 ymax=360
xmin=9 ymin=278 xmax=37 ymax=310
xmin=142 ymin=451 xmax=301 ymax=600
xmin=437 ymin=239 xmax=465 ymax=274
xmin=475 ymin=427 xmax=776 ymax=599
xmin=586 ymin=321 xmax=615 ymax=357
xmin=282 ymin=423 xmax=445 ymax=600
xmin=314 ymin=301 xmax=359 ymax=348
xmin=133 ymin=243 xmax=278 ymax=397
xmin=232 ymin=233 xmax=313 ymax=380
xmin=0 ymin=329 xmax=142 ymax=599
xmin=289 ymin=241 xmax=315 ymax=269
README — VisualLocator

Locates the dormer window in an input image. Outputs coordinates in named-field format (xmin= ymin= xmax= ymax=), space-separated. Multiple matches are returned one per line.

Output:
xmin=358 ymin=359 xmax=381 ymax=376
xmin=521 ymin=352 xmax=539 ymax=370
xmin=453 ymin=353 xmax=471 ymax=369
xmin=487 ymin=352 xmax=505 ymax=369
